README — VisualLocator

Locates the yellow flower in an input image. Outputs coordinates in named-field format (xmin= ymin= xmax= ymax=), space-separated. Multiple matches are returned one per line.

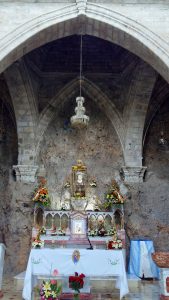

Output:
xmin=51 ymin=291 xmax=57 ymax=297
xmin=44 ymin=290 xmax=51 ymax=297
xmin=43 ymin=282 xmax=51 ymax=291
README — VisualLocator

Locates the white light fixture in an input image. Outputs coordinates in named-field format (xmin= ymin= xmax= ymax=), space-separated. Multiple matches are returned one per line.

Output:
xmin=70 ymin=35 xmax=89 ymax=129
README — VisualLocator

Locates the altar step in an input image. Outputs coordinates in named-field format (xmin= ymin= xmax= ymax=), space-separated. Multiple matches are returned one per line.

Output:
xmin=14 ymin=272 xmax=141 ymax=293
xmin=14 ymin=271 xmax=26 ymax=291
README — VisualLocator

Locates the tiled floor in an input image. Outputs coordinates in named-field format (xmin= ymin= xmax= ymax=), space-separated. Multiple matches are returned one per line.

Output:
xmin=1 ymin=278 xmax=160 ymax=299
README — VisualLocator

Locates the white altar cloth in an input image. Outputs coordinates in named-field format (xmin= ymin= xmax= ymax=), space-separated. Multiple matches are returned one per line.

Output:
xmin=23 ymin=249 xmax=129 ymax=300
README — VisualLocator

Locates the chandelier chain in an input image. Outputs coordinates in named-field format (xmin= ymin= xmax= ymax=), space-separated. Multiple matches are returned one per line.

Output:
xmin=80 ymin=35 xmax=83 ymax=97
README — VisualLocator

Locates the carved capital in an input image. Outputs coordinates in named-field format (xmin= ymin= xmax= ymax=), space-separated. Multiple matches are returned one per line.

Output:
xmin=76 ymin=0 xmax=87 ymax=14
xmin=121 ymin=166 xmax=147 ymax=183
xmin=13 ymin=165 xmax=38 ymax=183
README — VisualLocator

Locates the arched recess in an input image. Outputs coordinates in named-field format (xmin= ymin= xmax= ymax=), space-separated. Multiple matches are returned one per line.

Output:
xmin=36 ymin=77 xmax=125 ymax=159
xmin=0 ymin=4 xmax=169 ymax=83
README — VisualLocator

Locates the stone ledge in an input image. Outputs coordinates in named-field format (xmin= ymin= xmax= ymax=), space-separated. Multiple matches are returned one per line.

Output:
xmin=121 ymin=166 xmax=147 ymax=183
xmin=13 ymin=164 xmax=38 ymax=183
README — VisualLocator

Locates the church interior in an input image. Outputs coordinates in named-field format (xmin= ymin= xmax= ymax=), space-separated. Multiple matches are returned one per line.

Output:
xmin=0 ymin=3 xmax=169 ymax=299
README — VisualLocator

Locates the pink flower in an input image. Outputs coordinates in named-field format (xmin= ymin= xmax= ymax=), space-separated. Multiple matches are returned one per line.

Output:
xmin=53 ymin=269 xmax=59 ymax=276
xmin=50 ymin=279 xmax=57 ymax=285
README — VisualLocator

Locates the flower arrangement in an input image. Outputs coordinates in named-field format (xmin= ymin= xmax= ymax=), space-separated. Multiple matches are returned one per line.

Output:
xmin=32 ymin=230 xmax=44 ymax=248
xmin=32 ymin=237 xmax=44 ymax=249
xmin=33 ymin=178 xmax=50 ymax=207
xmin=39 ymin=280 xmax=61 ymax=300
xmin=104 ymin=180 xmax=124 ymax=209
xmin=56 ymin=227 xmax=66 ymax=236
xmin=69 ymin=272 xmax=85 ymax=299
xmin=106 ymin=227 xmax=117 ymax=236
xmin=88 ymin=229 xmax=98 ymax=237
xmin=107 ymin=238 xmax=123 ymax=249
xmin=40 ymin=226 xmax=46 ymax=235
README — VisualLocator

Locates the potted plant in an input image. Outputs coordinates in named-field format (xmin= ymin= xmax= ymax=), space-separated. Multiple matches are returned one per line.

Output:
xmin=69 ymin=272 xmax=85 ymax=300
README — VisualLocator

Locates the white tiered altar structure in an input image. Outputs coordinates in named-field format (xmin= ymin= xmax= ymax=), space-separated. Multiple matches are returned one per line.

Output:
xmin=32 ymin=160 xmax=126 ymax=250
xmin=23 ymin=160 xmax=128 ymax=299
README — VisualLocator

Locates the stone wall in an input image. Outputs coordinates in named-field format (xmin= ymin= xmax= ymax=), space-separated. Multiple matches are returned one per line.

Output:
xmin=124 ymin=98 xmax=169 ymax=252
xmin=39 ymin=97 xmax=124 ymax=209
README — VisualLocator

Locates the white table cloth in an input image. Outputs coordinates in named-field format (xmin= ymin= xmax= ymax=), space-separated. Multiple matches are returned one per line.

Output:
xmin=0 ymin=244 xmax=6 ymax=290
xmin=23 ymin=248 xmax=129 ymax=300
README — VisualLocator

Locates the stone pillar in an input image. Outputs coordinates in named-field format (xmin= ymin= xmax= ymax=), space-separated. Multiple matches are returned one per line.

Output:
xmin=13 ymin=165 xmax=38 ymax=183
xmin=121 ymin=166 xmax=147 ymax=183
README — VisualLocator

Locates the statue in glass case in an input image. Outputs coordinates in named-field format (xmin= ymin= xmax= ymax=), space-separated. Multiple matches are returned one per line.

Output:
xmin=61 ymin=160 xmax=100 ymax=211
xmin=71 ymin=160 xmax=87 ymax=199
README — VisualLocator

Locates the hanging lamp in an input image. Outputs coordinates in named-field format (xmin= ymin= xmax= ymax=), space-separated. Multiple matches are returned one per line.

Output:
xmin=70 ymin=35 xmax=89 ymax=129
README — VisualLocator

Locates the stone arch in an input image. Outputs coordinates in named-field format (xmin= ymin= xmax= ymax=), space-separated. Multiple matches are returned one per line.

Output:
xmin=0 ymin=4 xmax=169 ymax=84
xmin=36 ymin=77 xmax=125 ymax=159
xmin=5 ymin=61 xmax=37 ymax=165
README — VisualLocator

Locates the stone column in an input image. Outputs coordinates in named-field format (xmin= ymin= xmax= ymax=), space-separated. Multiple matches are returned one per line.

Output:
xmin=13 ymin=165 xmax=38 ymax=183
xmin=121 ymin=166 xmax=147 ymax=183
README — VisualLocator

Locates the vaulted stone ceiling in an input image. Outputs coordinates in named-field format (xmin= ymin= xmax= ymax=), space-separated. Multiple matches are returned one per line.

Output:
xmin=24 ymin=34 xmax=169 ymax=142
xmin=25 ymin=35 xmax=139 ymax=113
xmin=2 ymin=33 xmax=169 ymax=169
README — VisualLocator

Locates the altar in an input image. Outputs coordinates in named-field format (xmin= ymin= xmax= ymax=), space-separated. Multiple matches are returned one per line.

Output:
xmin=28 ymin=161 xmax=128 ymax=299
xmin=23 ymin=248 xmax=129 ymax=300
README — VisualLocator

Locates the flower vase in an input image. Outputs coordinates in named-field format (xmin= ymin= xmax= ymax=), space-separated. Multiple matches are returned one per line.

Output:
xmin=73 ymin=292 xmax=80 ymax=300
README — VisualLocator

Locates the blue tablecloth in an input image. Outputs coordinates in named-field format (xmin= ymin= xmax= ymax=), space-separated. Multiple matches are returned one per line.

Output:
xmin=128 ymin=240 xmax=159 ymax=278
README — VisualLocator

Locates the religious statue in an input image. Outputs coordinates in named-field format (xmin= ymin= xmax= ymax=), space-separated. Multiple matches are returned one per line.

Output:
xmin=61 ymin=160 xmax=100 ymax=211
xmin=60 ymin=182 xmax=71 ymax=210
xmin=72 ymin=160 xmax=87 ymax=198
